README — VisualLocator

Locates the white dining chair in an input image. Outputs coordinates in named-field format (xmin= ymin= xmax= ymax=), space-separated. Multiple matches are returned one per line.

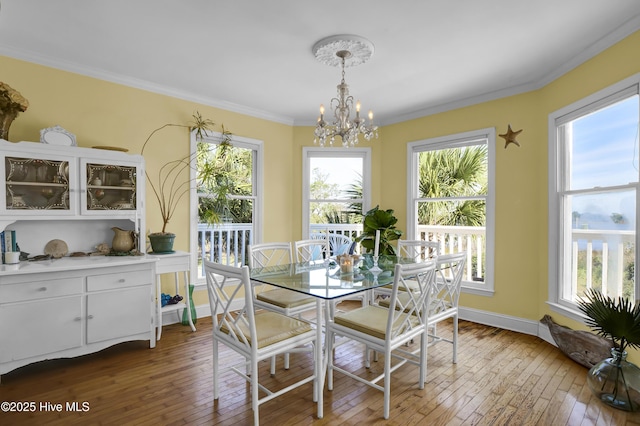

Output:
xmin=204 ymin=260 xmax=321 ymax=425
xmin=249 ymin=242 xmax=318 ymax=371
xmin=428 ymin=251 xmax=466 ymax=363
xmin=294 ymin=238 xmax=330 ymax=262
xmin=397 ymin=239 xmax=441 ymax=261
xmin=373 ymin=239 xmax=441 ymax=302
xmin=311 ymin=232 xmax=354 ymax=256
xmin=249 ymin=242 xmax=317 ymax=317
xmin=326 ymin=260 xmax=437 ymax=419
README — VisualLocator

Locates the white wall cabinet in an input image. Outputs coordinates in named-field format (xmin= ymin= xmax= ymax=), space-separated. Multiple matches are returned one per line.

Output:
xmin=0 ymin=139 xmax=145 ymax=253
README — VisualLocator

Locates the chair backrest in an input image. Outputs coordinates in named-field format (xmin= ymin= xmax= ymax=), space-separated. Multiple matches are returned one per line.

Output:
xmin=310 ymin=232 xmax=353 ymax=256
xmin=397 ymin=239 xmax=440 ymax=261
xmin=295 ymin=238 xmax=329 ymax=262
xmin=385 ymin=260 xmax=437 ymax=340
xmin=204 ymin=260 xmax=256 ymax=350
xmin=432 ymin=251 xmax=466 ymax=315
xmin=248 ymin=242 xmax=293 ymax=268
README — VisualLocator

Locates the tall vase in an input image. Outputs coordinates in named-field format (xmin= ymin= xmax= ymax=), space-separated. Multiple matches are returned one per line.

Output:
xmin=587 ymin=348 xmax=640 ymax=412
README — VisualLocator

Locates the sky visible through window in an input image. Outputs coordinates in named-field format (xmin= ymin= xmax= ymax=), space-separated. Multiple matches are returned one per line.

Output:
xmin=310 ymin=157 xmax=361 ymax=194
xmin=570 ymin=95 xmax=639 ymax=230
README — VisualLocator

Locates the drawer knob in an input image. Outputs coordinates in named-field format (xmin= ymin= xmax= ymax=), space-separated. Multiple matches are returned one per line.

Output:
xmin=119 ymin=278 xmax=126 ymax=283
xmin=37 ymin=287 xmax=47 ymax=292
xmin=74 ymin=317 xmax=82 ymax=321
xmin=87 ymin=315 xmax=94 ymax=320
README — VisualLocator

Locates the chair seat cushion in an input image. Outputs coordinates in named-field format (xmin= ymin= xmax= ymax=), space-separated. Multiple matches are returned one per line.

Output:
xmin=378 ymin=292 xmax=452 ymax=314
xmin=257 ymin=288 xmax=316 ymax=309
xmin=380 ymin=279 xmax=420 ymax=292
xmin=333 ymin=305 xmax=418 ymax=340
xmin=222 ymin=311 xmax=313 ymax=348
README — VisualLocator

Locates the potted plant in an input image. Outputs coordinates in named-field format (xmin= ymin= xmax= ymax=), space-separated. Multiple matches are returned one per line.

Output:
xmin=141 ymin=112 xmax=230 ymax=253
xmin=356 ymin=205 xmax=403 ymax=256
xmin=577 ymin=288 xmax=640 ymax=412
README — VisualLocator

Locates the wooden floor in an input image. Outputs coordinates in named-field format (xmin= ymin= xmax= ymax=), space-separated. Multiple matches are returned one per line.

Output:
xmin=1 ymin=302 xmax=639 ymax=425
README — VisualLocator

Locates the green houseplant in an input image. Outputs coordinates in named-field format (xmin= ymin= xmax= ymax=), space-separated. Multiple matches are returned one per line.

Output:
xmin=141 ymin=112 xmax=230 ymax=253
xmin=577 ymin=288 xmax=640 ymax=411
xmin=356 ymin=205 xmax=403 ymax=256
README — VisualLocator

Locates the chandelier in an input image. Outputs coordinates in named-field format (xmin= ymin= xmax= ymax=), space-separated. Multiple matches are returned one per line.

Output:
xmin=313 ymin=35 xmax=378 ymax=148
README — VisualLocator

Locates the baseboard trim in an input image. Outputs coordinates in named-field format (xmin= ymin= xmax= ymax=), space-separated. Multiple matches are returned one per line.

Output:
xmin=162 ymin=303 xmax=558 ymax=348
xmin=459 ymin=306 xmax=556 ymax=347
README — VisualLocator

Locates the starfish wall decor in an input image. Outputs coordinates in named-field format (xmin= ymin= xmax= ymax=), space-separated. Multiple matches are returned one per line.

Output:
xmin=499 ymin=124 xmax=523 ymax=149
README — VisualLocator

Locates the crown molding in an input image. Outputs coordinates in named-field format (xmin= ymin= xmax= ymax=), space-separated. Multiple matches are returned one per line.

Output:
xmin=0 ymin=45 xmax=295 ymax=126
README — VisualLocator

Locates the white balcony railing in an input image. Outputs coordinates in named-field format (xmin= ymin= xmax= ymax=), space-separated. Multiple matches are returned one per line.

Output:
xmin=417 ymin=224 xmax=486 ymax=283
xmin=570 ymin=229 xmax=635 ymax=299
xmin=197 ymin=223 xmax=253 ymax=277
xmin=196 ymin=222 xmax=488 ymax=285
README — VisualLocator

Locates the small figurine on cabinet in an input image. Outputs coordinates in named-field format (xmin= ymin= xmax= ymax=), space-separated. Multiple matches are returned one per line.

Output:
xmin=92 ymin=243 xmax=110 ymax=256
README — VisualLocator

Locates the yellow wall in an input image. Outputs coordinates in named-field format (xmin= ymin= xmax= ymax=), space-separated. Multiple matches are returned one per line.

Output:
xmin=1 ymin=29 xmax=639 ymax=361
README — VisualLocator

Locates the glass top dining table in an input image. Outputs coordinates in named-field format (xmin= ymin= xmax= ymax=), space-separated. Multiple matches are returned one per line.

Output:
xmin=249 ymin=255 xmax=413 ymax=300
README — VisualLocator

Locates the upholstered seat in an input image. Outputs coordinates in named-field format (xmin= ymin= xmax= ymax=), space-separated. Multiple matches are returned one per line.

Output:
xmin=221 ymin=310 xmax=313 ymax=349
xmin=333 ymin=305 xmax=419 ymax=340
xmin=256 ymin=288 xmax=318 ymax=309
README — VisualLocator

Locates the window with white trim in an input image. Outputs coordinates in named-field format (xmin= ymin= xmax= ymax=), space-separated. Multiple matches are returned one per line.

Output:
xmin=549 ymin=75 xmax=639 ymax=318
xmin=302 ymin=147 xmax=371 ymax=240
xmin=407 ymin=128 xmax=495 ymax=295
xmin=190 ymin=132 xmax=263 ymax=281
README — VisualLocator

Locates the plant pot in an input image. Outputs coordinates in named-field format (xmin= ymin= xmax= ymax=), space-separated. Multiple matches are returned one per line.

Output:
xmin=587 ymin=349 xmax=640 ymax=412
xmin=149 ymin=233 xmax=175 ymax=254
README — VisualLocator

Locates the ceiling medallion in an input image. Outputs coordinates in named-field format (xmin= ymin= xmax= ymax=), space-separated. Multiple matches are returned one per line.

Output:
xmin=312 ymin=35 xmax=378 ymax=148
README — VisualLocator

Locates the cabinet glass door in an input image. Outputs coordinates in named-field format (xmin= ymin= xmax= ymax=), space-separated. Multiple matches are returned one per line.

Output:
xmin=4 ymin=156 xmax=71 ymax=211
xmin=85 ymin=162 xmax=137 ymax=211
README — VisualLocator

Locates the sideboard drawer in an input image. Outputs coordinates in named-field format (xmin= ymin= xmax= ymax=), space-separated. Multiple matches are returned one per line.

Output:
xmin=0 ymin=277 xmax=83 ymax=303
xmin=87 ymin=269 xmax=152 ymax=291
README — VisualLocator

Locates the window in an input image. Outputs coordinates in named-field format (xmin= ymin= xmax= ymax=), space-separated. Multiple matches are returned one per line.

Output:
xmin=190 ymin=132 xmax=263 ymax=281
xmin=549 ymin=74 xmax=640 ymax=319
xmin=302 ymin=147 xmax=371 ymax=241
xmin=408 ymin=128 xmax=495 ymax=295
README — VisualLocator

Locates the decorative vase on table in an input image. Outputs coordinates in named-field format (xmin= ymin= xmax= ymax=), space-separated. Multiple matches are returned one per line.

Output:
xmin=587 ymin=348 xmax=640 ymax=412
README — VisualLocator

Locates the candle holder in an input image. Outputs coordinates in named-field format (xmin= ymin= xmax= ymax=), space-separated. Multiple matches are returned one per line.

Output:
xmin=370 ymin=255 xmax=382 ymax=273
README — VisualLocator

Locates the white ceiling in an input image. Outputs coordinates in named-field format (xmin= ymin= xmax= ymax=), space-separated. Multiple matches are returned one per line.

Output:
xmin=1 ymin=1 xmax=639 ymax=126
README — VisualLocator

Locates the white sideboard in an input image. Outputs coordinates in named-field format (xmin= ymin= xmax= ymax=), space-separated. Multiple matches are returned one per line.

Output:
xmin=0 ymin=256 xmax=157 ymax=380
xmin=0 ymin=139 xmax=156 ymax=381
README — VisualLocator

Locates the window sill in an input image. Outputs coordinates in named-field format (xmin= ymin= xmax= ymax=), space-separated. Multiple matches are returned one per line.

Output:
xmin=546 ymin=301 xmax=587 ymax=324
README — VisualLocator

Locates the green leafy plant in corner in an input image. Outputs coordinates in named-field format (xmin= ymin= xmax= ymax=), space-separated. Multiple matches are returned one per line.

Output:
xmin=577 ymin=288 xmax=640 ymax=355
xmin=356 ymin=205 xmax=403 ymax=255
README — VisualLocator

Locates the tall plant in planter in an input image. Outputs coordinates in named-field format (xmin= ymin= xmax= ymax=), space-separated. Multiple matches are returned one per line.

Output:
xmin=356 ymin=205 xmax=403 ymax=256
xmin=141 ymin=112 xmax=228 ymax=253
xmin=577 ymin=288 xmax=640 ymax=412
